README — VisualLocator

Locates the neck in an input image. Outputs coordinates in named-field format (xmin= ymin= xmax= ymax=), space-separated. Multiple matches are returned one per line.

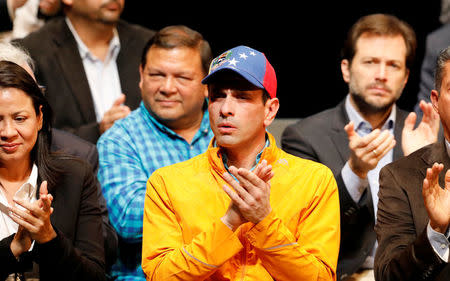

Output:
xmin=0 ymin=158 xmax=32 ymax=183
xmin=67 ymin=15 xmax=115 ymax=60
xmin=349 ymin=96 xmax=393 ymax=129
xmin=222 ymin=135 xmax=266 ymax=170
xmin=360 ymin=109 xmax=392 ymax=129
xmin=159 ymin=110 xmax=205 ymax=144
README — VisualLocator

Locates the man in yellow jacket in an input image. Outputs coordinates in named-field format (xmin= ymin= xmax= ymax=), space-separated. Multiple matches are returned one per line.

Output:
xmin=141 ymin=45 xmax=340 ymax=281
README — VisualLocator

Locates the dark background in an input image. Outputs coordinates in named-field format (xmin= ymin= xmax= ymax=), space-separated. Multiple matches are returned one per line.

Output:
xmin=121 ymin=1 xmax=443 ymax=118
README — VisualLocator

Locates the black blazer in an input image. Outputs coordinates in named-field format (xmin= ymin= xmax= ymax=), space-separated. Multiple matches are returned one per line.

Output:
xmin=16 ymin=17 xmax=155 ymax=143
xmin=375 ymin=141 xmax=450 ymax=281
xmin=51 ymin=129 xmax=118 ymax=272
xmin=281 ymin=99 xmax=409 ymax=279
xmin=0 ymin=157 xmax=106 ymax=281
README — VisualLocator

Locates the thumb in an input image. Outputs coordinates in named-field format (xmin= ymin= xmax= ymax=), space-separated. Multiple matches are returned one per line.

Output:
xmin=344 ymin=121 xmax=356 ymax=139
xmin=445 ymin=169 xmax=450 ymax=192
xmin=113 ymin=94 xmax=126 ymax=106
xmin=403 ymin=112 xmax=416 ymax=132
xmin=39 ymin=180 xmax=48 ymax=197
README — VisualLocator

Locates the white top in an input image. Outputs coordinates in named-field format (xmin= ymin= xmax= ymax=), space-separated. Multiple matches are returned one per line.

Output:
xmin=0 ymin=164 xmax=38 ymax=240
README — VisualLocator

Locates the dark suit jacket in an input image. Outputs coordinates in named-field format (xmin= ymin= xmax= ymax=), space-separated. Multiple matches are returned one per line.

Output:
xmin=51 ymin=129 xmax=118 ymax=273
xmin=281 ymin=99 xmax=409 ymax=280
xmin=0 ymin=157 xmax=106 ymax=281
xmin=16 ymin=17 xmax=155 ymax=143
xmin=414 ymin=23 xmax=450 ymax=116
xmin=375 ymin=141 xmax=450 ymax=281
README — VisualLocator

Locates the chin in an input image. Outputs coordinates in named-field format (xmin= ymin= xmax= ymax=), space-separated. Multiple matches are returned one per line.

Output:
xmin=215 ymin=136 xmax=239 ymax=148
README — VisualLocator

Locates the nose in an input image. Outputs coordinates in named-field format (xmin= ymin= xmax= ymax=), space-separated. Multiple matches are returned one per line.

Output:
xmin=219 ymin=95 xmax=235 ymax=117
xmin=375 ymin=63 xmax=387 ymax=82
xmin=160 ymin=76 xmax=177 ymax=96
xmin=0 ymin=120 xmax=18 ymax=141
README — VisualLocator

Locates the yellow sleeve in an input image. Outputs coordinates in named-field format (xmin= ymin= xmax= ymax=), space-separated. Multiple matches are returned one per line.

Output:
xmin=141 ymin=172 xmax=244 ymax=281
xmin=245 ymin=167 xmax=340 ymax=281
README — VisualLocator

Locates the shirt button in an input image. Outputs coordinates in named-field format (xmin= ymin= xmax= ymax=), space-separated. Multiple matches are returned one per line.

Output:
xmin=440 ymin=244 xmax=447 ymax=249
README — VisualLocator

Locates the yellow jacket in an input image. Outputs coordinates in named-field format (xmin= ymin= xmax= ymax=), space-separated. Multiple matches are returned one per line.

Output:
xmin=142 ymin=133 xmax=340 ymax=280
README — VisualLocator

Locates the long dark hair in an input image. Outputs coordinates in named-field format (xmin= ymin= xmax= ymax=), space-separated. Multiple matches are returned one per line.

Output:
xmin=0 ymin=61 xmax=61 ymax=188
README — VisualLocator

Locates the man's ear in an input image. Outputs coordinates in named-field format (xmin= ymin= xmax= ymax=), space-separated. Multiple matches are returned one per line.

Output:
xmin=139 ymin=64 xmax=144 ymax=91
xmin=263 ymin=98 xmax=280 ymax=127
xmin=341 ymin=59 xmax=351 ymax=83
xmin=430 ymin=89 xmax=440 ymax=114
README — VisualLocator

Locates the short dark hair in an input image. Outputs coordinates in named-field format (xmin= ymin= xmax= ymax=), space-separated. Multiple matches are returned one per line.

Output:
xmin=0 ymin=61 xmax=61 ymax=188
xmin=140 ymin=25 xmax=212 ymax=75
xmin=341 ymin=13 xmax=417 ymax=70
xmin=434 ymin=46 xmax=450 ymax=91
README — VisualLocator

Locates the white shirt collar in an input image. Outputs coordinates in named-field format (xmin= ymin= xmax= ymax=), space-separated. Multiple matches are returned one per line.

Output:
xmin=65 ymin=17 xmax=121 ymax=62
xmin=345 ymin=94 xmax=396 ymax=134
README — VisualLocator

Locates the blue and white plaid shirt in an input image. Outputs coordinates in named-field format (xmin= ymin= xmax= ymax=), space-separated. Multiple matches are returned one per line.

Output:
xmin=97 ymin=101 xmax=213 ymax=281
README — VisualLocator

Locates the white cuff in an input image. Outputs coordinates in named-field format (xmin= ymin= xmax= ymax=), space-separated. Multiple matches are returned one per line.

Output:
xmin=342 ymin=161 xmax=368 ymax=203
xmin=427 ymin=221 xmax=449 ymax=262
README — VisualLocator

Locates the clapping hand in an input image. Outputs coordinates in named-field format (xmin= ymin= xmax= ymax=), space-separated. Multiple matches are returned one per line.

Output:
xmin=344 ymin=121 xmax=396 ymax=179
xmin=9 ymin=181 xmax=56 ymax=244
xmin=422 ymin=163 xmax=450 ymax=234
xmin=221 ymin=160 xmax=273 ymax=231
xmin=402 ymin=101 xmax=440 ymax=156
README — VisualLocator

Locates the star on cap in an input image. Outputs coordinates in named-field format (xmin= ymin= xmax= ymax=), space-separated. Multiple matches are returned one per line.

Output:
xmin=228 ymin=58 xmax=239 ymax=66
xmin=249 ymin=51 xmax=256 ymax=56
xmin=239 ymin=53 xmax=248 ymax=60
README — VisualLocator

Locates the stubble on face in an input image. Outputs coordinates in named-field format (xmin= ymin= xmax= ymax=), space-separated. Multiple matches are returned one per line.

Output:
xmin=349 ymin=79 xmax=401 ymax=115
xmin=96 ymin=0 xmax=123 ymax=25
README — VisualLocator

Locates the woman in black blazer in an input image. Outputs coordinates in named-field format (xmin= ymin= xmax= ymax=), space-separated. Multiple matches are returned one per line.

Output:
xmin=0 ymin=61 xmax=105 ymax=281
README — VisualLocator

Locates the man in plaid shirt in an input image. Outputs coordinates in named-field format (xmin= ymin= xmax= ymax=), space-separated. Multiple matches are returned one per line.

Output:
xmin=97 ymin=25 xmax=214 ymax=281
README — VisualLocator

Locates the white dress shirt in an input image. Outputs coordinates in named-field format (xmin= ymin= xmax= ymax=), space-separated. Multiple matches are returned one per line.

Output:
xmin=341 ymin=94 xmax=396 ymax=268
xmin=65 ymin=17 xmax=122 ymax=122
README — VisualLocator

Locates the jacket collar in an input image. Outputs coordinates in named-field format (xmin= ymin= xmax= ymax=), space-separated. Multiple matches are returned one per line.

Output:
xmin=207 ymin=132 xmax=280 ymax=175
xmin=419 ymin=140 xmax=450 ymax=185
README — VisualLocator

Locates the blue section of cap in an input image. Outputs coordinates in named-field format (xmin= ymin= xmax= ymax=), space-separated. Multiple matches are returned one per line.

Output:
xmin=202 ymin=45 xmax=267 ymax=88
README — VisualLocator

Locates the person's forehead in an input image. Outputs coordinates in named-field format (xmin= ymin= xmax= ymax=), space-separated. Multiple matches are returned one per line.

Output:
xmin=354 ymin=33 xmax=407 ymax=60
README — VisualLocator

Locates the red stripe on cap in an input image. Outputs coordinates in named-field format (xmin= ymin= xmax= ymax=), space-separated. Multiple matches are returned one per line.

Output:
xmin=263 ymin=56 xmax=277 ymax=98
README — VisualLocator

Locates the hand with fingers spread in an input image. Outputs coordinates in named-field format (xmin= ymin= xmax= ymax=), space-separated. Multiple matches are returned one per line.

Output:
xmin=345 ymin=121 xmax=396 ymax=179
xmin=99 ymin=94 xmax=131 ymax=134
xmin=422 ymin=163 xmax=450 ymax=234
xmin=402 ymin=101 xmax=440 ymax=156
xmin=8 ymin=181 xmax=57 ymax=244
xmin=221 ymin=160 xmax=273 ymax=231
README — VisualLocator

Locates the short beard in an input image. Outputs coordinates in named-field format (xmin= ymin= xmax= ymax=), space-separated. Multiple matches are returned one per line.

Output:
xmin=350 ymin=92 xmax=395 ymax=115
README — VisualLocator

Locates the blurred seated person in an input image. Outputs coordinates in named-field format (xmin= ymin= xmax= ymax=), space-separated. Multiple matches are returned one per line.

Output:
xmin=0 ymin=61 xmax=105 ymax=280
xmin=0 ymin=0 xmax=61 ymax=40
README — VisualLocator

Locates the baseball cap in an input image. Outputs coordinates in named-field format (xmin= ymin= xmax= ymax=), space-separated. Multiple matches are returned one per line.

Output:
xmin=202 ymin=45 xmax=277 ymax=98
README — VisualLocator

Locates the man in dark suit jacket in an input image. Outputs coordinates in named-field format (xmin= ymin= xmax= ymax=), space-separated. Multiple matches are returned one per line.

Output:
xmin=281 ymin=14 xmax=440 ymax=280
xmin=374 ymin=45 xmax=450 ymax=281
xmin=414 ymin=22 xmax=450 ymax=117
xmin=16 ymin=0 xmax=155 ymax=143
